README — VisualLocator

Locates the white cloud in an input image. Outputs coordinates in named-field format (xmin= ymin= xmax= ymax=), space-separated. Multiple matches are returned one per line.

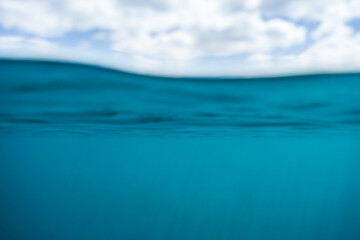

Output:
xmin=247 ymin=53 xmax=272 ymax=63
xmin=0 ymin=35 xmax=56 ymax=52
xmin=298 ymin=33 xmax=360 ymax=70
xmin=0 ymin=0 xmax=359 ymax=75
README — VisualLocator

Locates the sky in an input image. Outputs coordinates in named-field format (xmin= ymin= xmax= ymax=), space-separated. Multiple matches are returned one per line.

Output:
xmin=0 ymin=0 xmax=360 ymax=76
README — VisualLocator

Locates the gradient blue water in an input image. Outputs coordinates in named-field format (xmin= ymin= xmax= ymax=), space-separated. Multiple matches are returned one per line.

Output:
xmin=0 ymin=60 xmax=360 ymax=240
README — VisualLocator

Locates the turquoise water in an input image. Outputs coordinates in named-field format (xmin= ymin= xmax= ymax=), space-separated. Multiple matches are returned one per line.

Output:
xmin=0 ymin=59 xmax=360 ymax=240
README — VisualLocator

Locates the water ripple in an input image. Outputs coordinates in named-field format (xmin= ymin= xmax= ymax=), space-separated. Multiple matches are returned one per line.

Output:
xmin=1 ymin=59 xmax=360 ymax=136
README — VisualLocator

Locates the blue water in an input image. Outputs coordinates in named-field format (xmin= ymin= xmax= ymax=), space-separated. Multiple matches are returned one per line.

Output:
xmin=0 ymin=59 xmax=360 ymax=240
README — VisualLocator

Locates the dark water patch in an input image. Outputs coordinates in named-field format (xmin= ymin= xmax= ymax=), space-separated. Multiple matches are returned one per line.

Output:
xmin=157 ymin=88 xmax=252 ymax=104
xmin=280 ymin=101 xmax=332 ymax=110
xmin=234 ymin=121 xmax=321 ymax=128
xmin=12 ymin=81 xmax=142 ymax=93
xmin=344 ymin=109 xmax=360 ymax=116
xmin=196 ymin=112 xmax=221 ymax=118
xmin=0 ymin=113 xmax=10 ymax=117
xmin=61 ymin=115 xmax=177 ymax=126
xmin=338 ymin=120 xmax=360 ymax=125
xmin=40 ymin=109 xmax=130 ymax=118
xmin=196 ymin=93 xmax=250 ymax=103
xmin=127 ymin=115 xmax=174 ymax=124
xmin=176 ymin=91 xmax=251 ymax=103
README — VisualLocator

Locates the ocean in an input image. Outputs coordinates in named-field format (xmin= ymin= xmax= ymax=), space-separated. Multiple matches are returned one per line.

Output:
xmin=0 ymin=59 xmax=360 ymax=240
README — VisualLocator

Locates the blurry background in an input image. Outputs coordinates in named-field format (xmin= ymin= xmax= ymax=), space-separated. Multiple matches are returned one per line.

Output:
xmin=1 ymin=2 xmax=360 ymax=240
xmin=0 ymin=0 xmax=360 ymax=76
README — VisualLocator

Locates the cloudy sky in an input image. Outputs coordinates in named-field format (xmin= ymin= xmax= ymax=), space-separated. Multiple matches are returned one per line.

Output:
xmin=0 ymin=0 xmax=359 ymax=76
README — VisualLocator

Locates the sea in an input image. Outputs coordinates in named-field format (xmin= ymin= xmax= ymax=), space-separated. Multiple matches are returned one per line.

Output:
xmin=0 ymin=59 xmax=360 ymax=240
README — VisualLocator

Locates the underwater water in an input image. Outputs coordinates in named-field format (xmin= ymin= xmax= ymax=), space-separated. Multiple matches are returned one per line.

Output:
xmin=0 ymin=59 xmax=360 ymax=240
